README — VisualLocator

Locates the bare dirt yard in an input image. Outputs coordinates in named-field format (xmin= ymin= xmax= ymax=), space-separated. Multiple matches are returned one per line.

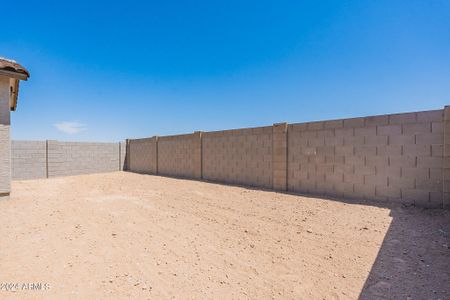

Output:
xmin=0 ymin=172 xmax=449 ymax=299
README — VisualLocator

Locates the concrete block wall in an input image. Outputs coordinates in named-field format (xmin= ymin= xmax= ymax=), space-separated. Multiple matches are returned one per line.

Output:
xmin=127 ymin=107 xmax=449 ymax=208
xmin=157 ymin=133 xmax=200 ymax=178
xmin=272 ymin=123 xmax=288 ymax=191
xmin=11 ymin=141 xmax=47 ymax=180
xmin=10 ymin=140 xmax=124 ymax=180
xmin=288 ymin=110 xmax=444 ymax=208
xmin=443 ymin=106 xmax=450 ymax=209
xmin=47 ymin=141 xmax=121 ymax=177
xmin=128 ymin=137 xmax=157 ymax=174
xmin=202 ymin=126 xmax=273 ymax=188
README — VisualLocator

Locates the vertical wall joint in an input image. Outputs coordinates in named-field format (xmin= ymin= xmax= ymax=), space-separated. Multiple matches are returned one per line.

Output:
xmin=125 ymin=139 xmax=130 ymax=171
xmin=45 ymin=140 xmax=49 ymax=178
xmin=154 ymin=136 xmax=159 ymax=175
xmin=443 ymin=106 xmax=450 ymax=209
xmin=193 ymin=131 xmax=203 ymax=179
xmin=118 ymin=142 xmax=121 ymax=171
xmin=272 ymin=122 xmax=288 ymax=191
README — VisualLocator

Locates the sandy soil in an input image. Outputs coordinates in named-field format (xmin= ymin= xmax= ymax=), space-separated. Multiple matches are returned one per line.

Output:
xmin=0 ymin=172 xmax=448 ymax=300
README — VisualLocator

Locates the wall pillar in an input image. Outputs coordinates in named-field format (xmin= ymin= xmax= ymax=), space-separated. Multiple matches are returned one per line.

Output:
xmin=153 ymin=136 xmax=159 ymax=174
xmin=272 ymin=123 xmax=288 ymax=191
xmin=118 ymin=142 xmax=121 ymax=171
xmin=443 ymin=106 xmax=450 ymax=209
xmin=193 ymin=131 xmax=202 ymax=179
xmin=46 ymin=140 xmax=49 ymax=178
xmin=0 ymin=76 xmax=11 ymax=199
xmin=125 ymin=139 xmax=130 ymax=171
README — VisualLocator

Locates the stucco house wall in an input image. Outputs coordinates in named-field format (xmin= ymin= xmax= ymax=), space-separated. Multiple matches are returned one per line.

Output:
xmin=0 ymin=76 xmax=11 ymax=197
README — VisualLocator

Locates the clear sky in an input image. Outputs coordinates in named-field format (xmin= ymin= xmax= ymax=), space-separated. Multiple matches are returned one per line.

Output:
xmin=2 ymin=0 xmax=449 ymax=141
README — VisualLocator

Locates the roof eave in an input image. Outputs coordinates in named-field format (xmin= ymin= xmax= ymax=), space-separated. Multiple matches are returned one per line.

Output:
xmin=0 ymin=69 xmax=28 ymax=81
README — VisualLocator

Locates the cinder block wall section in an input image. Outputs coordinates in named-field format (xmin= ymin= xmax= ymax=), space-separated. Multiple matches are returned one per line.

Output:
xmin=157 ymin=133 xmax=201 ymax=179
xmin=202 ymin=126 xmax=273 ymax=188
xmin=272 ymin=123 xmax=288 ymax=191
xmin=47 ymin=141 xmax=121 ymax=177
xmin=288 ymin=110 xmax=444 ymax=208
xmin=0 ymin=76 xmax=11 ymax=196
xmin=128 ymin=137 xmax=157 ymax=174
xmin=127 ymin=106 xmax=449 ymax=208
xmin=10 ymin=140 xmax=125 ymax=180
xmin=11 ymin=141 xmax=47 ymax=180
xmin=444 ymin=106 xmax=450 ymax=209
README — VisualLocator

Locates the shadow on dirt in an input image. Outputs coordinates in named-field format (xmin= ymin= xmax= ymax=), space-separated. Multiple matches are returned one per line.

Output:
xmin=358 ymin=207 xmax=450 ymax=299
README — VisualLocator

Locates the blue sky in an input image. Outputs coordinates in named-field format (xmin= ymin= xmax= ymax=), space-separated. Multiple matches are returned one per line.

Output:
xmin=2 ymin=0 xmax=449 ymax=141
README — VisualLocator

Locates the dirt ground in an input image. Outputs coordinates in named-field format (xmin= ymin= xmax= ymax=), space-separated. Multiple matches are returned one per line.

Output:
xmin=0 ymin=172 xmax=449 ymax=300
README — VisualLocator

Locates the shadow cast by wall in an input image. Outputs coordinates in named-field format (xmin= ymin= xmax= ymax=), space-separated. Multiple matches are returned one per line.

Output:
xmin=358 ymin=207 xmax=450 ymax=299
xmin=122 ymin=171 xmax=404 ymax=207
